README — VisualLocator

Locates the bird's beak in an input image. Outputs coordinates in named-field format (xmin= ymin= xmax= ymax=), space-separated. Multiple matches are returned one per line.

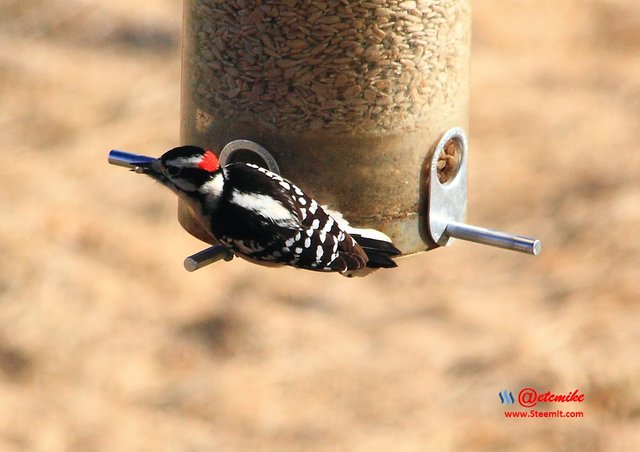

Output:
xmin=135 ymin=159 xmax=175 ymax=191
xmin=131 ymin=159 xmax=163 ymax=176
xmin=131 ymin=160 xmax=154 ymax=174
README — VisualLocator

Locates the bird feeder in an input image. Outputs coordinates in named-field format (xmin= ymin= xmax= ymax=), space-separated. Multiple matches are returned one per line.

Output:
xmin=172 ymin=0 xmax=540 ymax=267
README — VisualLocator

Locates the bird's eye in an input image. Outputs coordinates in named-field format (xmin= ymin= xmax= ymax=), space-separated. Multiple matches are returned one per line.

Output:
xmin=166 ymin=166 xmax=181 ymax=177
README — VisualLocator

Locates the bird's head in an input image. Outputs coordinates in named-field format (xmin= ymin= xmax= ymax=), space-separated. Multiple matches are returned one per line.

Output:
xmin=137 ymin=145 xmax=223 ymax=199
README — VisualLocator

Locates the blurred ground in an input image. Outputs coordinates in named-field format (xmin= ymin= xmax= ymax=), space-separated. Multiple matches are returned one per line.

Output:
xmin=1 ymin=0 xmax=639 ymax=450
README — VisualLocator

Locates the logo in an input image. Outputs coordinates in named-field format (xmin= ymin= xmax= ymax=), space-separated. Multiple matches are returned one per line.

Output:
xmin=500 ymin=388 xmax=585 ymax=419
xmin=499 ymin=390 xmax=515 ymax=404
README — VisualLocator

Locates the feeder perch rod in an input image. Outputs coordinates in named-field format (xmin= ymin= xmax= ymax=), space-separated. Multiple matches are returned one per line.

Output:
xmin=446 ymin=221 xmax=541 ymax=255
xmin=108 ymin=150 xmax=155 ymax=169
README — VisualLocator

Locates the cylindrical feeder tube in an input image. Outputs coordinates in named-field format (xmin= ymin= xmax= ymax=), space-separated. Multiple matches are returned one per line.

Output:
xmin=179 ymin=0 xmax=471 ymax=255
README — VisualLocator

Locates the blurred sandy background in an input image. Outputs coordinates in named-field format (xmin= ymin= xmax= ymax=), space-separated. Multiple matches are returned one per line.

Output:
xmin=1 ymin=0 xmax=639 ymax=450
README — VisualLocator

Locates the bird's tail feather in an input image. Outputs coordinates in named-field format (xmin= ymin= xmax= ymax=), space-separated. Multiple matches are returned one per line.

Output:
xmin=349 ymin=234 xmax=401 ymax=268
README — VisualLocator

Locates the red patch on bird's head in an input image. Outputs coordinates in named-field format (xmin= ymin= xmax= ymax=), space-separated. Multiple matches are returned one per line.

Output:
xmin=199 ymin=150 xmax=220 ymax=172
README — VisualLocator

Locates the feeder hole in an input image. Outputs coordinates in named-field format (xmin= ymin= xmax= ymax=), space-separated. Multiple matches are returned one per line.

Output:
xmin=437 ymin=137 xmax=462 ymax=184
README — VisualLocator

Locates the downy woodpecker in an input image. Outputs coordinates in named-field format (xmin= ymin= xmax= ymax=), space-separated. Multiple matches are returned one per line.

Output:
xmin=137 ymin=145 xmax=400 ymax=275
